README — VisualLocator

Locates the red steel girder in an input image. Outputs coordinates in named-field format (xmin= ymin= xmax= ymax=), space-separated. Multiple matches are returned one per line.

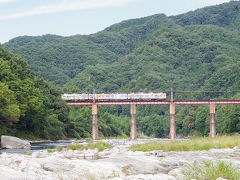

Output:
xmin=66 ymin=100 xmax=240 ymax=106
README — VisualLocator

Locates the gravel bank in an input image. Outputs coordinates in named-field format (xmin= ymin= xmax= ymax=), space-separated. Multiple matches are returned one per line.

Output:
xmin=0 ymin=139 xmax=239 ymax=180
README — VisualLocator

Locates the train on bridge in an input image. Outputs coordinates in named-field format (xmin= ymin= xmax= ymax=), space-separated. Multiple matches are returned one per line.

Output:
xmin=61 ymin=93 xmax=166 ymax=101
xmin=62 ymin=92 xmax=240 ymax=140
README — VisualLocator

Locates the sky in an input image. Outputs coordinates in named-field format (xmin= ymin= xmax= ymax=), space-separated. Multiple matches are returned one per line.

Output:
xmin=0 ymin=0 xmax=231 ymax=43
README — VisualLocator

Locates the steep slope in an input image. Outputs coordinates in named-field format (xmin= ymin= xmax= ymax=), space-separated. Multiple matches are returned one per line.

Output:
xmin=5 ymin=35 xmax=118 ymax=85
xmin=5 ymin=14 xmax=177 ymax=86
xmin=4 ymin=1 xmax=240 ymax=90
xmin=89 ymin=14 xmax=178 ymax=55
xmin=65 ymin=24 xmax=240 ymax=96
xmin=172 ymin=1 xmax=240 ymax=31
xmin=0 ymin=46 xmax=69 ymax=140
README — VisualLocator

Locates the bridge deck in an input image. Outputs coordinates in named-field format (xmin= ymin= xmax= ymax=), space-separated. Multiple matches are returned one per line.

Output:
xmin=67 ymin=100 xmax=240 ymax=106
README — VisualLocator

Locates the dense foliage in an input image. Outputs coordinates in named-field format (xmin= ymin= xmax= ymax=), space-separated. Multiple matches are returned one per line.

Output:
xmin=0 ymin=46 xmax=70 ymax=140
xmin=3 ymin=1 xmax=240 ymax=138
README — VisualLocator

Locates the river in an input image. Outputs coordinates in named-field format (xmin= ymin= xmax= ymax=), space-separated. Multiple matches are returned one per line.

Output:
xmin=0 ymin=138 xmax=187 ymax=153
xmin=0 ymin=140 xmax=86 ymax=153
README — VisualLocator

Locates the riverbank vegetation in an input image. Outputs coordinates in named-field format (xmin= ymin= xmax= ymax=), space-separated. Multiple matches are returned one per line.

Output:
xmin=129 ymin=136 xmax=240 ymax=152
xmin=67 ymin=141 xmax=112 ymax=152
xmin=182 ymin=161 xmax=240 ymax=180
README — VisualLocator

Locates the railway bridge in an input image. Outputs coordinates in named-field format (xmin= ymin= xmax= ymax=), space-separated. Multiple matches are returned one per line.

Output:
xmin=62 ymin=93 xmax=240 ymax=140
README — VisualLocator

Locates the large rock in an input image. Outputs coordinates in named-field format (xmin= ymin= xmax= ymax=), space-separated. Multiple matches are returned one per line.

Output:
xmin=1 ymin=135 xmax=30 ymax=149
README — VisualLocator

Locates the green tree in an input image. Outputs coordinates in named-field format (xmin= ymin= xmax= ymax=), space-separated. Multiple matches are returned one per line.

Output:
xmin=0 ymin=82 xmax=20 ymax=125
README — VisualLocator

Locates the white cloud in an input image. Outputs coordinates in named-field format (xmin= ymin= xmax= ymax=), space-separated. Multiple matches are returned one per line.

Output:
xmin=0 ymin=0 xmax=136 ymax=20
xmin=0 ymin=0 xmax=15 ymax=4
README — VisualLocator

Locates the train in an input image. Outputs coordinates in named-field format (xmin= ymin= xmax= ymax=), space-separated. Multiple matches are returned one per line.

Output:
xmin=61 ymin=93 xmax=166 ymax=101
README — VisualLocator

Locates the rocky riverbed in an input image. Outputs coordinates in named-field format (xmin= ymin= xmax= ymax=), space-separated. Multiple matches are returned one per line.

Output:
xmin=0 ymin=139 xmax=240 ymax=180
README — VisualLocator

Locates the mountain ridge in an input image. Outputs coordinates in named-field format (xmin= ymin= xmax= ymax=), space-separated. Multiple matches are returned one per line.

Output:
xmin=4 ymin=1 xmax=240 ymax=89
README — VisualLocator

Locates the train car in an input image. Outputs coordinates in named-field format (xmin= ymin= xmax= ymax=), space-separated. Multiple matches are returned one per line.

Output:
xmin=75 ymin=94 xmax=89 ymax=100
xmin=113 ymin=94 xmax=128 ymax=100
xmin=89 ymin=94 xmax=128 ymax=101
xmin=62 ymin=93 xmax=166 ymax=101
xmin=61 ymin=94 xmax=89 ymax=101
xmin=61 ymin=94 xmax=75 ymax=100
xmin=152 ymin=93 xmax=167 ymax=99
xmin=89 ymin=94 xmax=110 ymax=100
xmin=128 ymin=93 xmax=166 ymax=100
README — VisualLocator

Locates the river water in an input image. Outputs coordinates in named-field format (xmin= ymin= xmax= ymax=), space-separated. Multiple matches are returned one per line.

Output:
xmin=0 ymin=138 xmax=189 ymax=153
xmin=0 ymin=140 xmax=86 ymax=153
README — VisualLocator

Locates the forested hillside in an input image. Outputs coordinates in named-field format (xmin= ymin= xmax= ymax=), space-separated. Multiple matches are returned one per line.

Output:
xmin=3 ymin=1 xmax=240 ymax=138
xmin=5 ymin=14 xmax=175 ymax=86
xmin=0 ymin=46 xmax=70 ymax=139
xmin=0 ymin=46 xmax=129 ymax=139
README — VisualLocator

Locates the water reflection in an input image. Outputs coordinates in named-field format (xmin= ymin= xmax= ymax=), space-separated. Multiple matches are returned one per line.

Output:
xmin=0 ymin=140 xmax=86 ymax=153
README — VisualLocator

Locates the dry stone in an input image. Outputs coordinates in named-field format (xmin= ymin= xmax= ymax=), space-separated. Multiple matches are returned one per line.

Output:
xmin=1 ymin=135 xmax=30 ymax=149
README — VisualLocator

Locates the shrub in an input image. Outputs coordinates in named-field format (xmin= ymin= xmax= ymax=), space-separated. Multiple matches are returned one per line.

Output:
xmin=67 ymin=143 xmax=85 ymax=150
xmin=56 ymin=146 xmax=63 ymax=152
xmin=47 ymin=149 xmax=55 ymax=153
xmin=129 ymin=136 xmax=240 ymax=152
xmin=66 ymin=141 xmax=112 ymax=152
xmin=23 ymin=152 xmax=32 ymax=156
xmin=87 ymin=141 xmax=112 ymax=151
xmin=182 ymin=161 xmax=240 ymax=180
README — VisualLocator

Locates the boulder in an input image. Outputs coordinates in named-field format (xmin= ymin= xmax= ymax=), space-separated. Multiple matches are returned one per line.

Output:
xmin=216 ymin=178 xmax=227 ymax=180
xmin=1 ymin=135 xmax=31 ymax=149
